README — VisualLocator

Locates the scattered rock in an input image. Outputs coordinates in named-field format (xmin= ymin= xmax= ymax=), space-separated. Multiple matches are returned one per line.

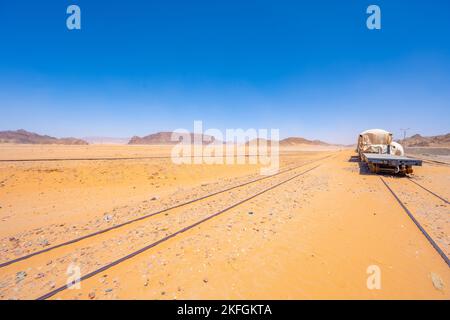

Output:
xmin=431 ymin=272 xmax=444 ymax=291
xmin=88 ymin=292 xmax=96 ymax=299
xmin=105 ymin=288 xmax=113 ymax=293
xmin=203 ymin=278 xmax=208 ymax=284
xmin=15 ymin=271 xmax=27 ymax=283
xmin=248 ymin=211 xmax=254 ymax=215
xmin=104 ymin=214 xmax=112 ymax=222
xmin=150 ymin=196 xmax=159 ymax=201
xmin=35 ymin=273 xmax=45 ymax=279
xmin=38 ymin=239 xmax=49 ymax=247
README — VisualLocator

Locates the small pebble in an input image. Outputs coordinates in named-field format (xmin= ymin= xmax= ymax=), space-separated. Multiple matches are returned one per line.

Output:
xmin=38 ymin=239 xmax=49 ymax=247
xmin=35 ymin=273 xmax=45 ymax=279
xmin=431 ymin=272 xmax=444 ymax=291
xmin=15 ymin=271 xmax=27 ymax=283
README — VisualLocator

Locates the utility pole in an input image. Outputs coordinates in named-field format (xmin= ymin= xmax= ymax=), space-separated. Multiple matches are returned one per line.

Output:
xmin=400 ymin=128 xmax=410 ymax=141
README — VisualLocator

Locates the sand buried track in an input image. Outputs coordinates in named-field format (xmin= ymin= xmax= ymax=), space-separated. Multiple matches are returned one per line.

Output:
xmin=0 ymin=155 xmax=333 ymax=269
xmin=0 ymin=145 xmax=448 ymax=299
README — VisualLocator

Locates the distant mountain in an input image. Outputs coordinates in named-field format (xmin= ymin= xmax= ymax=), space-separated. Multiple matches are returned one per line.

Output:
xmin=83 ymin=136 xmax=130 ymax=145
xmin=0 ymin=129 xmax=88 ymax=145
xmin=245 ymin=137 xmax=332 ymax=146
xmin=245 ymin=138 xmax=273 ymax=146
xmin=397 ymin=133 xmax=450 ymax=147
xmin=128 ymin=132 xmax=216 ymax=145
xmin=280 ymin=137 xmax=330 ymax=146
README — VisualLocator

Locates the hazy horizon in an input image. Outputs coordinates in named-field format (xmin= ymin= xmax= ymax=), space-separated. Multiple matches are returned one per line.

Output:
xmin=2 ymin=127 xmax=449 ymax=147
xmin=1 ymin=1 xmax=449 ymax=144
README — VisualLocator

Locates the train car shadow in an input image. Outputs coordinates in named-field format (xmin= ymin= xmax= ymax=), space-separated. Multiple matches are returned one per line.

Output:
xmin=357 ymin=162 xmax=372 ymax=175
xmin=348 ymin=155 xmax=403 ymax=176
xmin=348 ymin=156 xmax=371 ymax=175
xmin=348 ymin=156 xmax=408 ymax=179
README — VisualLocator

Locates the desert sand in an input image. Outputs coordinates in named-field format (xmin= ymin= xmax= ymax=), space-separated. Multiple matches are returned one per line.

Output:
xmin=0 ymin=144 xmax=448 ymax=300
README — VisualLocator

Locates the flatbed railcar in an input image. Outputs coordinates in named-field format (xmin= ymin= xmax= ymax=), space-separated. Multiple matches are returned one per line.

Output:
xmin=357 ymin=129 xmax=422 ymax=174
xmin=362 ymin=153 xmax=422 ymax=174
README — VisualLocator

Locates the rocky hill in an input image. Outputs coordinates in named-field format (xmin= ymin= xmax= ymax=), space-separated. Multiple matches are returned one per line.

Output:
xmin=245 ymin=137 xmax=331 ymax=146
xmin=280 ymin=137 xmax=330 ymax=146
xmin=128 ymin=132 xmax=216 ymax=145
xmin=397 ymin=133 xmax=450 ymax=147
xmin=0 ymin=129 xmax=88 ymax=145
xmin=83 ymin=136 xmax=130 ymax=145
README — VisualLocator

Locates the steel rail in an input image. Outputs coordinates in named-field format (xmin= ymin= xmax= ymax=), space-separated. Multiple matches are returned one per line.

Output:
xmin=403 ymin=155 xmax=450 ymax=167
xmin=0 ymin=153 xmax=316 ymax=162
xmin=380 ymin=177 xmax=449 ymax=267
xmin=36 ymin=164 xmax=322 ymax=300
xmin=406 ymin=178 xmax=449 ymax=205
xmin=0 ymin=155 xmax=333 ymax=268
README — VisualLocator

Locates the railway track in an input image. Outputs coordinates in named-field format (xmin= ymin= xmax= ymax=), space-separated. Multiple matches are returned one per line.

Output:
xmin=0 ymin=153 xmax=321 ymax=163
xmin=422 ymin=159 xmax=450 ymax=167
xmin=407 ymin=177 xmax=449 ymax=205
xmin=0 ymin=154 xmax=333 ymax=299
xmin=380 ymin=177 xmax=449 ymax=267
xmin=0 ymin=154 xmax=333 ymax=269
xmin=36 ymin=163 xmax=324 ymax=300
xmin=409 ymin=156 xmax=450 ymax=167
xmin=1 ymin=152 xmax=446 ymax=300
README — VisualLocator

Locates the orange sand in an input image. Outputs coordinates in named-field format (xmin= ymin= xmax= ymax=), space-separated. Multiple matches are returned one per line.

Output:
xmin=0 ymin=145 xmax=448 ymax=300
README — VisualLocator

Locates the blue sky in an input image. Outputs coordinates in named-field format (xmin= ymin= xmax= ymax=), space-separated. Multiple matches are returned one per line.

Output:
xmin=0 ymin=0 xmax=449 ymax=144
